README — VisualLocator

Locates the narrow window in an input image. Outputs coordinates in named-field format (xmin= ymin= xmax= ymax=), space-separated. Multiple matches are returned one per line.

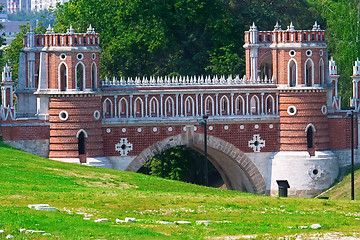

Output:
xmin=59 ymin=63 xmax=67 ymax=91
xmin=78 ymin=131 xmax=86 ymax=155
xmin=76 ymin=63 xmax=84 ymax=90
xmin=305 ymin=60 xmax=313 ymax=86
xmin=307 ymin=127 xmax=313 ymax=148
xmin=289 ymin=60 xmax=296 ymax=87
xmin=91 ymin=63 xmax=97 ymax=89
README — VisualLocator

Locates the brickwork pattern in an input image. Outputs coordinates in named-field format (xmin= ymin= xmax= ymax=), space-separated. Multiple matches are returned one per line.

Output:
xmin=48 ymin=95 xmax=104 ymax=158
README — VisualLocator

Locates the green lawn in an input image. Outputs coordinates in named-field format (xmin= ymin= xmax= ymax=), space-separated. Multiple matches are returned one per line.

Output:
xmin=1 ymin=141 xmax=360 ymax=239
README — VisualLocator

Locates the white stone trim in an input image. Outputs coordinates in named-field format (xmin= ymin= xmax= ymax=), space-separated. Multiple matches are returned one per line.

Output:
xmin=76 ymin=129 xmax=88 ymax=138
xmin=305 ymin=123 xmax=317 ymax=132
xmin=59 ymin=110 xmax=69 ymax=121
xmin=287 ymin=106 xmax=297 ymax=115
xmin=93 ymin=110 xmax=100 ymax=120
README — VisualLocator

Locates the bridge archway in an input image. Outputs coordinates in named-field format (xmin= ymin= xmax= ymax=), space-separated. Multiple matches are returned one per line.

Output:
xmin=126 ymin=132 xmax=266 ymax=194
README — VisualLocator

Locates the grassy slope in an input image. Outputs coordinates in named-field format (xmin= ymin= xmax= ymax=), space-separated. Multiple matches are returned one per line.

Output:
xmin=0 ymin=142 xmax=360 ymax=239
xmin=319 ymin=165 xmax=360 ymax=200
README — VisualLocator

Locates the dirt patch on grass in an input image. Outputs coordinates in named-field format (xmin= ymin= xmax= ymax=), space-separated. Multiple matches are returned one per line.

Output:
xmin=45 ymin=168 xmax=136 ymax=189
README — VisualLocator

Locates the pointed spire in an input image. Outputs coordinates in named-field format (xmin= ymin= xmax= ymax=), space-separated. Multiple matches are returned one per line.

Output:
xmin=46 ymin=24 xmax=52 ymax=34
xmin=273 ymin=21 xmax=282 ymax=31
xmin=87 ymin=24 xmax=95 ymax=34
xmin=312 ymin=21 xmax=321 ymax=31
xmin=287 ymin=22 xmax=295 ymax=31
xmin=353 ymin=58 xmax=360 ymax=76
xmin=250 ymin=22 xmax=258 ymax=31
xmin=329 ymin=57 xmax=338 ymax=75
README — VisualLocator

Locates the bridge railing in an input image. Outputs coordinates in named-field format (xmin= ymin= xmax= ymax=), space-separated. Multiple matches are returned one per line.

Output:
xmin=101 ymin=75 xmax=275 ymax=87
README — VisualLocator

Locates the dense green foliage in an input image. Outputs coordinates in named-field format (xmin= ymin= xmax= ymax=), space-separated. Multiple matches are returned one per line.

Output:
xmin=1 ymin=141 xmax=360 ymax=239
xmin=312 ymin=0 xmax=360 ymax=108
xmin=53 ymin=0 xmax=320 ymax=78
xmin=138 ymin=146 xmax=221 ymax=186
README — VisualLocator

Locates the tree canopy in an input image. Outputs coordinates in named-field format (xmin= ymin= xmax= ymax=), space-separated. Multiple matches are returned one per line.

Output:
xmin=53 ymin=0 xmax=320 ymax=78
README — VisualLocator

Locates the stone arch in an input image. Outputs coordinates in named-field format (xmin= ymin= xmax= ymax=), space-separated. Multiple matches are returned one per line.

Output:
xmin=220 ymin=95 xmax=230 ymax=116
xmin=184 ymin=96 xmax=195 ymax=117
xmin=126 ymin=133 xmax=266 ymax=194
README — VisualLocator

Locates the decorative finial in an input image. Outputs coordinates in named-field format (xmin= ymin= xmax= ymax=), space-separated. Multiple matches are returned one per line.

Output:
xmin=46 ymin=24 xmax=52 ymax=34
xmin=312 ymin=21 xmax=321 ymax=31
xmin=67 ymin=25 xmax=74 ymax=34
xmin=353 ymin=58 xmax=360 ymax=76
xmin=287 ymin=22 xmax=295 ymax=31
xmin=87 ymin=24 xmax=95 ymax=34
xmin=274 ymin=21 xmax=282 ymax=31
xmin=329 ymin=57 xmax=337 ymax=75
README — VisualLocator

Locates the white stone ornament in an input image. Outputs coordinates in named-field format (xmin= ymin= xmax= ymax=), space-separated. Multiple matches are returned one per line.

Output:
xmin=137 ymin=128 xmax=142 ymax=133
xmin=122 ymin=128 xmax=126 ymax=133
xmin=240 ymin=125 xmax=245 ymax=130
xmin=224 ymin=125 xmax=229 ymax=130
xmin=208 ymin=126 xmax=213 ymax=131
xmin=168 ymin=127 xmax=173 ymax=132
xmin=308 ymin=165 xmax=323 ymax=180
xmin=106 ymin=128 xmax=111 ymax=133
xmin=248 ymin=134 xmax=265 ymax=152
xmin=115 ymin=138 xmax=133 ymax=156
xmin=153 ymin=127 xmax=157 ymax=132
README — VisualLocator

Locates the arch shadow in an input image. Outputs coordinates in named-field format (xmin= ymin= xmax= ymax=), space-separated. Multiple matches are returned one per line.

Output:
xmin=126 ymin=133 xmax=266 ymax=194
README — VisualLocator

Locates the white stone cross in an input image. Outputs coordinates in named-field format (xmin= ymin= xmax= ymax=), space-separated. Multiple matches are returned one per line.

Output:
xmin=115 ymin=138 xmax=133 ymax=156
xmin=248 ymin=134 xmax=265 ymax=152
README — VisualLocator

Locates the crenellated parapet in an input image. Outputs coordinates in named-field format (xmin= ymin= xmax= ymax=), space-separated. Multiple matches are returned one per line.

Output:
xmin=244 ymin=21 xmax=325 ymax=45
xmin=23 ymin=25 xmax=100 ymax=49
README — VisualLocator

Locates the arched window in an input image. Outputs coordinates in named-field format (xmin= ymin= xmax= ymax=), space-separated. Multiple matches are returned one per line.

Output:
xmin=164 ymin=96 xmax=175 ymax=117
xmin=91 ymin=62 xmax=97 ymax=89
xmin=305 ymin=59 xmax=314 ymax=86
xmin=103 ymin=98 xmax=113 ymax=118
xmin=134 ymin=97 xmax=144 ymax=118
xmin=319 ymin=59 xmax=325 ymax=85
xmin=288 ymin=59 xmax=297 ymax=87
xmin=305 ymin=123 xmax=316 ymax=149
xmin=235 ymin=95 xmax=245 ymax=115
xmin=259 ymin=54 xmax=273 ymax=80
xmin=250 ymin=95 xmax=260 ymax=115
xmin=149 ymin=97 xmax=159 ymax=117
xmin=184 ymin=96 xmax=195 ymax=117
xmin=220 ymin=95 xmax=230 ymax=116
xmin=59 ymin=63 xmax=67 ymax=91
xmin=205 ymin=96 xmax=215 ymax=116
xmin=265 ymin=95 xmax=275 ymax=114
xmin=75 ymin=62 xmax=85 ymax=91
xmin=119 ymin=97 xmax=128 ymax=118
xmin=77 ymin=129 xmax=88 ymax=155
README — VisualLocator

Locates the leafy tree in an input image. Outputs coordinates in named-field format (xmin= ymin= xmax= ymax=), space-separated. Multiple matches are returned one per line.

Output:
xmin=54 ymin=0 xmax=245 ymax=78
xmin=138 ymin=146 xmax=221 ymax=186
xmin=3 ymin=23 xmax=45 ymax=81
xmin=315 ymin=0 xmax=360 ymax=108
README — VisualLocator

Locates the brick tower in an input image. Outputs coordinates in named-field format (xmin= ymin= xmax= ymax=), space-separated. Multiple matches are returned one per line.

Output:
xmin=244 ymin=22 xmax=338 ymax=196
xmin=19 ymin=25 xmax=104 ymax=161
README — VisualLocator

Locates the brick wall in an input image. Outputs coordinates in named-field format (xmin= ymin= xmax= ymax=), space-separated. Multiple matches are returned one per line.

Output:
xmin=48 ymin=95 xmax=103 ymax=158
